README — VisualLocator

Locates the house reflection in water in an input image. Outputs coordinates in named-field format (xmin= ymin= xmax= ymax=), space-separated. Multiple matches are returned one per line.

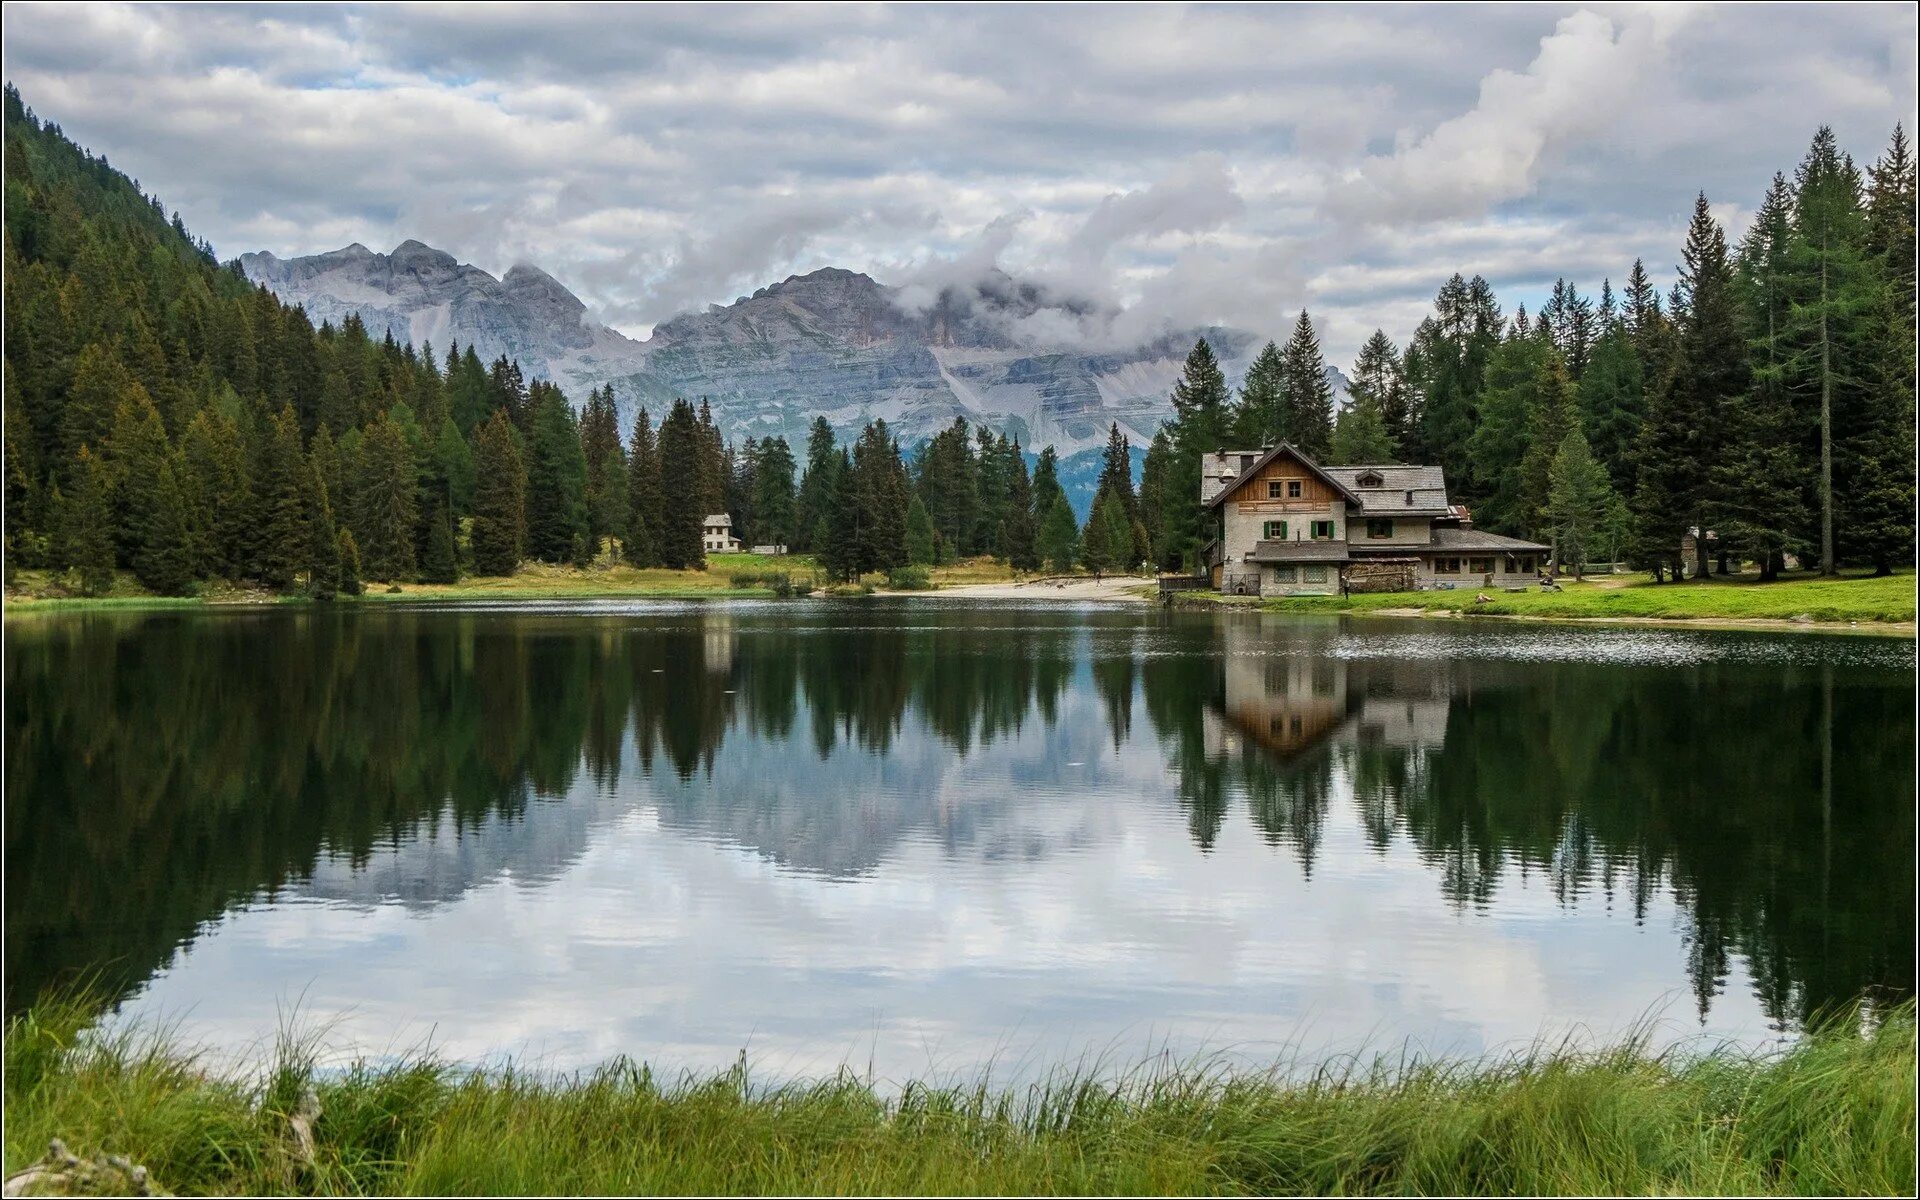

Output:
xmin=1202 ymin=622 xmax=1453 ymax=764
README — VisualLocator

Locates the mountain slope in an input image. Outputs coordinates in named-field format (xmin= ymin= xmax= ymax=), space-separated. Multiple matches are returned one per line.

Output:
xmin=243 ymin=244 xmax=1307 ymax=453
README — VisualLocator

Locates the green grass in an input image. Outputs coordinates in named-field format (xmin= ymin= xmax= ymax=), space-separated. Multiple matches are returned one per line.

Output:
xmin=1238 ymin=569 xmax=1917 ymax=627
xmin=5 ymin=999 xmax=1912 ymax=1196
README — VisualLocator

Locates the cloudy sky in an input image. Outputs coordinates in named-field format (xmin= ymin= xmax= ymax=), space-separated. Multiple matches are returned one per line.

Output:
xmin=4 ymin=2 xmax=1914 ymax=361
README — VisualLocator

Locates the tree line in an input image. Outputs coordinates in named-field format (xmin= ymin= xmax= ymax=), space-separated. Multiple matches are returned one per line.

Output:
xmin=4 ymin=87 xmax=1911 ymax=594
xmin=1141 ymin=125 xmax=1915 ymax=579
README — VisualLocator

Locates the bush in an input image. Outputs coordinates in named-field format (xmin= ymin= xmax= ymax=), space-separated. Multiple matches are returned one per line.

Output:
xmin=886 ymin=565 xmax=933 ymax=590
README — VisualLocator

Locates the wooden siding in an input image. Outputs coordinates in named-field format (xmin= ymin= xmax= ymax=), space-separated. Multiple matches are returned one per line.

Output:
xmin=1223 ymin=450 xmax=1339 ymax=511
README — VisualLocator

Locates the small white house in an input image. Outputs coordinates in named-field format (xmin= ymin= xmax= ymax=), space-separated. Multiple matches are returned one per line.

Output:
xmin=703 ymin=514 xmax=742 ymax=553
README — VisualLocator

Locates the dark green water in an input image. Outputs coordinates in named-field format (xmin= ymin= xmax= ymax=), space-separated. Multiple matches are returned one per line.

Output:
xmin=5 ymin=601 xmax=1913 ymax=1077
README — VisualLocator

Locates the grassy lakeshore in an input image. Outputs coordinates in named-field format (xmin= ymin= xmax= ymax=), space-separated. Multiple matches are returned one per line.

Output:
xmin=3 ymin=1004 xmax=1912 ymax=1197
xmin=2 ymin=555 xmax=1036 ymax=612
xmin=1195 ymin=569 xmax=1916 ymax=630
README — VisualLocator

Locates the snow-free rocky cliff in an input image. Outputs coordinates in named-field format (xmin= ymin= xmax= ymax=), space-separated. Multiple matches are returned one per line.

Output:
xmin=243 ymin=242 xmax=1354 ymax=457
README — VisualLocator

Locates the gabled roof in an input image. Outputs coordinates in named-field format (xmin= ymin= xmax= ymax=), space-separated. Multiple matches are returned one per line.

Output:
xmin=1203 ymin=442 xmax=1362 ymax=512
xmin=1322 ymin=465 xmax=1451 ymax=515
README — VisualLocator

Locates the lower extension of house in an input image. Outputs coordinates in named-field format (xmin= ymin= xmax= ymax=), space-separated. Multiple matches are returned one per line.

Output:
xmin=1201 ymin=443 xmax=1549 ymax=596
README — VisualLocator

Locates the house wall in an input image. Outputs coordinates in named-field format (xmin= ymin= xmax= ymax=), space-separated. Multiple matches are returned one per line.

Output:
xmin=1348 ymin=515 xmax=1434 ymax=547
xmin=1411 ymin=551 xmax=1542 ymax=590
xmin=1219 ymin=454 xmax=1350 ymax=566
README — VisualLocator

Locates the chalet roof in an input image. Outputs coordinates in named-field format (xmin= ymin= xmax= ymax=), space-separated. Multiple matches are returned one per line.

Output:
xmin=1322 ymin=465 xmax=1451 ymax=515
xmin=1203 ymin=442 xmax=1361 ymax=512
xmin=1429 ymin=527 xmax=1550 ymax=552
xmin=703 ymin=514 xmax=731 ymax=526
xmin=1247 ymin=541 xmax=1351 ymax=564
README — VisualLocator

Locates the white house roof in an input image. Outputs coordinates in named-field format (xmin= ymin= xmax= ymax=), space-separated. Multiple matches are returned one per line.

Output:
xmin=703 ymin=514 xmax=731 ymax=526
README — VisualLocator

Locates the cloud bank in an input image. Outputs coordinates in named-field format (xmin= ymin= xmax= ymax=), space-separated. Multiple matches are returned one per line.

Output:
xmin=4 ymin=2 xmax=1912 ymax=363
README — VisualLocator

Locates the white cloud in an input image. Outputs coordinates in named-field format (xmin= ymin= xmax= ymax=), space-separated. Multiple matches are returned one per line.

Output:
xmin=3 ymin=2 xmax=1913 ymax=365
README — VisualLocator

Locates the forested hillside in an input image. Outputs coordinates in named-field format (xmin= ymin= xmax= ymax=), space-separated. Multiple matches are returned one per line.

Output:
xmin=4 ymin=85 xmax=1912 ymax=598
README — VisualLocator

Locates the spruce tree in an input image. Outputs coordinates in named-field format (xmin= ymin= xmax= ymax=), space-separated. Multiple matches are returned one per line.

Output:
xmin=1330 ymin=393 xmax=1396 ymax=465
xmin=793 ymin=417 xmax=839 ymax=553
xmin=1232 ymin=341 xmax=1286 ymax=446
xmin=1347 ymin=331 xmax=1406 ymax=458
xmin=62 ymin=445 xmax=116 ymax=596
xmin=524 ymin=384 xmax=589 ymax=564
xmin=1545 ymin=427 xmax=1614 ymax=577
xmin=353 ymin=411 xmax=418 ymax=582
xmin=302 ymin=452 xmax=340 ymax=599
xmin=134 ymin=456 xmax=195 ymax=595
xmin=256 ymin=406 xmax=310 ymax=588
xmin=1518 ymin=352 xmax=1580 ymax=537
xmin=420 ymin=494 xmax=460 ymax=583
xmin=1159 ymin=338 xmax=1232 ymax=568
xmin=656 ymin=399 xmax=707 ymax=570
xmin=624 ymin=407 xmax=664 ymax=567
xmin=750 ymin=436 xmax=797 ymax=549
xmin=1001 ymin=446 xmax=1039 ymax=571
xmin=1038 ymin=498 xmax=1080 ymax=574
xmin=905 ymin=494 xmax=937 ymax=566
xmin=336 ymin=527 xmax=363 ymax=595
xmin=1278 ymin=311 xmax=1335 ymax=459
xmin=469 ymin=409 xmax=526 ymax=576
xmin=579 ymin=386 xmax=627 ymax=554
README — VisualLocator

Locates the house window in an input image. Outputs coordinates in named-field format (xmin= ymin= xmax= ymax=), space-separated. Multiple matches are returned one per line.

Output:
xmin=1267 ymin=480 xmax=1284 ymax=499
xmin=1262 ymin=520 xmax=1288 ymax=539
xmin=1469 ymin=557 xmax=1495 ymax=575
xmin=1404 ymin=490 xmax=1414 ymax=506
xmin=1310 ymin=520 xmax=1335 ymax=539
xmin=1366 ymin=518 xmax=1393 ymax=539
xmin=1271 ymin=565 xmax=1298 ymax=583
xmin=1518 ymin=556 xmax=1536 ymax=574
xmin=1303 ymin=565 xmax=1328 ymax=583
xmin=1434 ymin=557 xmax=1462 ymax=574
xmin=1356 ymin=471 xmax=1383 ymax=488
xmin=1287 ymin=480 xmax=1303 ymax=498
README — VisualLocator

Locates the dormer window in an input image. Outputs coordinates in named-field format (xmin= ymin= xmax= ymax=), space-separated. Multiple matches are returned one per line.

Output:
xmin=1356 ymin=470 xmax=1384 ymax=488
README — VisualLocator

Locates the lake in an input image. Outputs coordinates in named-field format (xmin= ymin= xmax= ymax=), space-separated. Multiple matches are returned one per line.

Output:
xmin=5 ymin=601 xmax=1913 ymax=1081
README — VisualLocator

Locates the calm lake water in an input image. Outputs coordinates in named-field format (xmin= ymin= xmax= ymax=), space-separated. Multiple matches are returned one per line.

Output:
xmin=5 ymin=601 xmax=1913 ymax=1080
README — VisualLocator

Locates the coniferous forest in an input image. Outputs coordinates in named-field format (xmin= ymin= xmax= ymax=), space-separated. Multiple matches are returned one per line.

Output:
xmin=4 ymin=85 xmax=1912 ymax=597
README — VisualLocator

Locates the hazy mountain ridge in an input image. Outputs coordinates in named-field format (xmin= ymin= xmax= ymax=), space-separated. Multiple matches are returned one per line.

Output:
xmin=243 ymin=242 xmax=1351 ymax=455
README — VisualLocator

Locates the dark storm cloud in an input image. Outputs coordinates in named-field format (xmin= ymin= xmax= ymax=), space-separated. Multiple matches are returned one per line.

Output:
xmin=4 ymin=2 xmax=1912 ymax=362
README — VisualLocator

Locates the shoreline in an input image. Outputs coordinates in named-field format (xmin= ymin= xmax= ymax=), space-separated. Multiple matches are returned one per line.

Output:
xmin=5 ymin=1000 xmax=1910 ymax=1196
xmin=1171 ymin=593 xmax=1916 ymax=637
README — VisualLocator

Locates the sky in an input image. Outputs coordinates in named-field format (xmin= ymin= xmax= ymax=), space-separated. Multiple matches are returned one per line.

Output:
xmin=4 ymin=2 xmax=1915 ymax=362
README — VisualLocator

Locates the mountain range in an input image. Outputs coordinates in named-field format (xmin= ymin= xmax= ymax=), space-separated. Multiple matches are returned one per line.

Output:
xmin=242 ymin=241 xmax=1348 ymax=459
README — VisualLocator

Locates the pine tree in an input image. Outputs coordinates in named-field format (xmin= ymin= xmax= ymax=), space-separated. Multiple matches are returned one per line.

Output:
xmin=353 ymin=410 xmax=418 ymax=582
xmin=133 ymin=455 xmax=195 ymax=595
xmin=1159 ymin=338 xmax=1232 ymax=568
xmin=1080 ymin=489 xmax=1132 ymax=578
xmin=1330 ymin=393 xmax=1396 ymax=465
xmin=1090 ymin=422 xmax=1146 ymax=561
xmin=1518 ymin=352 xmax=1580 ymax=537
xmin=1138 ymin=428 xmax=1173 ymax=570
xmin=656 ymin=399 xmax=706 ymax=569
xmin=302 ymin=450 xmax=340 ymax=598
xmin=793 ymin=417 xmax=839 ymax=553
xmin=336 ymin=528 xmax=363 ymax=596
xmin=579 ymin=385 xmax=626 ymax=555
xmin=61 ymin=444 xmax=116 ymax=596
xmin=851 ymin=420 xmax=909 ymax=573
xmin=1467 ymin=332 xmax=1552 ymax=534
xmin=905 ymin=494 xmax=937 ymax=566
xmin=523 ymin=384 xmax=589 ymax=564
xmin=1347 ymin=331 xmax=1406 ymax=458
xmin=469 ymin=409 xmax=526 ymax=576
xmin=1278 ymin=311 xmax=1335 ymax=458
xmin=915 ymin=417 xmax=978 ymax=557
xmin=255 ymin=405 xmax=310 ymax=587
xmin=750 ymin=436 xmax=797 ymax=549
xmin=1038 ymin=498 xmax=1080 ymax=574
xmin=1782 ymin=129 xmax=1874 ymax=573
xmin=1001 ymin=446 xmax=1039 ymax=571
xmin=623 ymin=408 xmax=664 ymax=567
xmin=419 ymin=494 xmax=460 ymax=583
xmin=1546 ymin=427 xmax=1614 ymax=577
xmin=1232 ymin=340 xmax=1286 ymax=445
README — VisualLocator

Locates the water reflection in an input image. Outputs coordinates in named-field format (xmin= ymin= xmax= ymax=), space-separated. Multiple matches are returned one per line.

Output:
xmin=4 ymin=601 xmax=1912 ymax=1073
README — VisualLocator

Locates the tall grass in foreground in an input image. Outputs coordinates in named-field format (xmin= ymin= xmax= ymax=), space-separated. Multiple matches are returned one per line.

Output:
xmin=4 ymin=1000 xmax=1913 ymax=1196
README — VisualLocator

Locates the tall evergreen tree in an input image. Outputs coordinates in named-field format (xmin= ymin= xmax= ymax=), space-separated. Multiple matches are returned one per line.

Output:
xmin=1001 ymin=446 xmax=1039 ymax=571
xmin=1037 ymin=497 xmax=1079 ymax=574
xmin=750 ymin=435 xmax=797 ymax=549
xmin=1278 ymin=310 xmax=1335 ymax=459
xmin=1347 ymin=330 xmax=1407 ymax=457
xmin=60 ymin=444 xmax=116 ymax=596
xmin=523 ymin=383 xmax=589 ymax=564
xmin=1231 ymin=340 xmax=1287 ymax=446
xmin=1545 ymin=427 xmax=1614 ymax=577
xmin=623 ymin=408 xmax=664 ymax=567
xmin=792 ymin=417 xmax=840 ymax=554
xmin=1158 ymin=338 xmax=1232 ymax=568
xmin=904 ymin=494 xmax=937 ymax=566
xmin=256 ymin=406 xmax=310 ymax=587
xmin=469 ymin=410 xmax=526 ymax=576
xmin=656 ymin=399 xmax=706 ymax=570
